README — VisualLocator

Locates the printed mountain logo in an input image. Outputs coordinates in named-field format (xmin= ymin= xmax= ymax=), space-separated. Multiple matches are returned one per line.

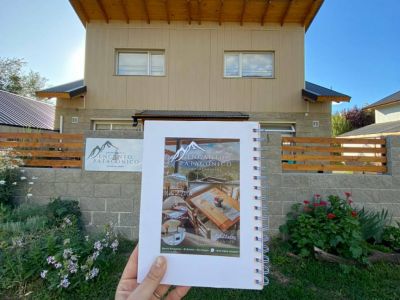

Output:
xmin=88 ymin=141 xmax=118 ymax=159
xmin=170 ymin=141 xmax=205 ymax=163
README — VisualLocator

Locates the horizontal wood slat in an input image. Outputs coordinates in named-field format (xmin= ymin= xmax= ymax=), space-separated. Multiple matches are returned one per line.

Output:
xmin=281 ymin=145 xmax=386 ymax=154
xmin=0 ymin=133 xmax=84 ymax=169
xmin=282 ymin=154 xmax=387 ymax=163
xmin=282 ymin=136 xmax=386 ymax=145
xmin=0 ymin=132 xmax=83 ymax=140
xmin=281 ymin=136 xmax=387 ymax=174
xmin=282 ymin=164 xmax=386 ymax=173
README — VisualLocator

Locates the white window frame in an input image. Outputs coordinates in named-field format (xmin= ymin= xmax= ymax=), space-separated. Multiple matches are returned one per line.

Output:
xmin=92 ymin=119 xmax=143 ymax=131
xmin=224 ymin=51 xmax=275 ymax=78
xmin=260 ymin=122 xmax=296 ymax=136
xmin=115 ymin=50 xmax=165 ymax=76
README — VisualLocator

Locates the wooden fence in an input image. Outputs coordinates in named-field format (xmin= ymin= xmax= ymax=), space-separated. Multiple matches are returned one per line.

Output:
xmin=0 ymin=132 xmax=84 ymax=168
xmin=281 ymin=137 xmax=387 ymax=174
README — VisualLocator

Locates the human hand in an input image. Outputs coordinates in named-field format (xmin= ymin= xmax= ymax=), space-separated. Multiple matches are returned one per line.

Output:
xmin=115 ymin=245 xmax=191 ymax=300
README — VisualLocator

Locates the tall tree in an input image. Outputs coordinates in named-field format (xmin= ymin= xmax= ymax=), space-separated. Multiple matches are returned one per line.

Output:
xmin=0 ymin=57 xmax=47 ymax=98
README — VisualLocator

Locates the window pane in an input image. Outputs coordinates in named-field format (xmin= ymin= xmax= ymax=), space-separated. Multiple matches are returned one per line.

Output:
xmin=118 ymin=52 xmax=148 ymax=75
xmin=224 ymin=54 xmax=240 ymax=77
xmin=112 ymin=123 xmax=133 ymax=130
xmin=242 ymin=53 xmax=273 ymax=77
xmin=150 ymin=53 xmax=165 ymax=75
xmin=95 ymin=123 xmax=111 ymax=130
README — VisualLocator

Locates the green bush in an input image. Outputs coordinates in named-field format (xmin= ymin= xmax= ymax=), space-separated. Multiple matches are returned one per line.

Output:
xmin=280 ymin=193 xmax=369 ymax=262
xmin=357 ymin=207 xmax=390 ymax=243
xmin=382 ymin=223 xmax=400 ymax=252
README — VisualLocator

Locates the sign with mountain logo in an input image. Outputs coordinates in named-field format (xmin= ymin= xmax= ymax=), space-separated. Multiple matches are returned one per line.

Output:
xmin=84 ymin=138 xmax=143 ymax=172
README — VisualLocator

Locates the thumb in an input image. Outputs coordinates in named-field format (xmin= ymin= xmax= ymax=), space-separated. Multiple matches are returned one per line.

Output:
xmin=129 ymin=256 xmax=167 ymax=300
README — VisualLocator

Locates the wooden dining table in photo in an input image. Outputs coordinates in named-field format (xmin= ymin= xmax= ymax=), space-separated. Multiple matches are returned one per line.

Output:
xmin=188 ymin=187 xmax=240 ymax=232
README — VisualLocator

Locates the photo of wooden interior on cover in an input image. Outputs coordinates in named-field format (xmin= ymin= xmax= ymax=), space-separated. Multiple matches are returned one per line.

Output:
xmin=161 ymin=138 xmax=240 ymax=257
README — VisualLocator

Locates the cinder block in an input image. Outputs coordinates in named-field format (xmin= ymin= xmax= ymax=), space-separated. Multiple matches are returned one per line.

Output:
xmin=121 ymin=184 xmax=140 ymax=198
xmin=108 ymin=172 xmax=138 ymax=184
xmin=268 ymin=201 xmax=283 ymax=215
xmin=94 ymin=184 xmax=121 ymax=198
xmin=269 ymin=215 xmax=286 ymax=231
xmin=55 ymin=169 xmax=81 ymax=183
xmin=119 ymin=212 xmax=136 ymax=226
xmin=24 ymin=168 xmax=56 ymax=182
xmin=79 ymin=197 xmax=106 ymax=211
xmin=81 ymin=172 xmax=109 ymax=184
xmin=92 ymin=212 xmax=119 ymax=226
xmin=54 ymin=183 xmax=68 ymax=195
xmin=31 ymin=182 xmax=57 ymax=197
xmin=115 ymin=226 xmax=133 ymax=239
xmin=81 ymin=211 xmax=93 ymax=225
xmin=107 ymin=198 xmax=134 ymax=212
xmin=281 ymin=174 xmax=310 ymax=188
xmin=67 ymin=183 xmax=94 ymax=197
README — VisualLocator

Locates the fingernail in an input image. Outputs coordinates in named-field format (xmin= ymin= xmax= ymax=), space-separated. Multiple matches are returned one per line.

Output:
xmin=155 ymin=256 xmax=165 ymax=268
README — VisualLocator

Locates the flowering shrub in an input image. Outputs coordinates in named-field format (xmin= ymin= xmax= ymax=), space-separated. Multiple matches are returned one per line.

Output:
xmin=280 ymin=193 xmax=369 ymax=262
xmin=0 ymin=148 xmax=23 ymax=206
xmin=40 ymin=220 xmax=119 ymax=291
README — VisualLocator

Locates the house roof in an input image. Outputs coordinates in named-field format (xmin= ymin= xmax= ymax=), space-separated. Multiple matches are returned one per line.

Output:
xmin=0 ymin=90 xmax=55 ymax=130
xmin=133 ymin=110 xmax=249 ymax=121
xmin=362 ymin=90 xmax=400 ymax=111
xmin=36 ymin=80 xmax=86 ymax=99
xmin=70 ymin=0 xmax=324 ymax=30
xmin=302 ymin=81 xmax=351 ymax=103
xmin=340 ymin=120 xmax=400 ymax=138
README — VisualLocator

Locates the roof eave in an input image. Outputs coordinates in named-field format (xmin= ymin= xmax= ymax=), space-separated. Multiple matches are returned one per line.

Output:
xmin=35 ymin=86 xmax=87 ymax=99
xmin=302 ymin=89 xmax=351 ymax=103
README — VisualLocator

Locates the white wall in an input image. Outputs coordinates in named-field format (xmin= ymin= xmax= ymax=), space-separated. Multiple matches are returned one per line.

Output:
xmin=375 ymin=104 xmax=400 ymax=123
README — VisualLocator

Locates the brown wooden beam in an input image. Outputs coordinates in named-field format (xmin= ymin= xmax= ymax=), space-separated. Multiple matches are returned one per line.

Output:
xmin=95 ymin=0 xmax=109 ymax=23
xmin=261 ymin=0 xmax=271 ymax=26
xmin=187 ymin=0 xmax=192 ymax=24
xmin=197 ymin=0 xmax=202 ymax=25
xmin=142 ymin=0 xmax=150 ymax=24
xmin=303 ymin=0 xmax=318 ymax=27
xmin=281 ymin=0 xmax=294 ymax=26
xmin=240 ymin=0 xmax=248 ymax=26
xmin=70 ymin=0 xmax=90 ymax=25
xmin=119 ymin=0 xmax=130 ymax=24
xmin=218 ymin=0 xmax=224 ymax=25
xmin=165 ymin=0 xmax=170 ymax=24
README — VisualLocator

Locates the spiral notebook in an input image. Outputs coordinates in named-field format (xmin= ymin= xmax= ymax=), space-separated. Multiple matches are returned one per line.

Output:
xmin=137 ymin=121 xmax=269 ymax=290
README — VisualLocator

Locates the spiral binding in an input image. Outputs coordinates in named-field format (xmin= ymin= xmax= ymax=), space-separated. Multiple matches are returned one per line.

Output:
xmin=252 ymin=125 xmax=269 ymax=288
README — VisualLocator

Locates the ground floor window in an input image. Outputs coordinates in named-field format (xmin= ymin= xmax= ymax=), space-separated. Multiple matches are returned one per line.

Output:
xmin=92 ymin=119 xmax=143 ymax=131
xmin=260 ymin=122 xmax=296 ymax=137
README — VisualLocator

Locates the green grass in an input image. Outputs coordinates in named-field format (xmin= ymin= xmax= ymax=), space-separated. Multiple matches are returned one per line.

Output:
xmin=12 ymin=239 xmax=400 ymax=300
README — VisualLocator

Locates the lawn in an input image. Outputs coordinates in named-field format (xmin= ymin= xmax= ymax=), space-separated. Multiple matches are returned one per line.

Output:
xmin=26 ymin=239 xmax=400 ymax=300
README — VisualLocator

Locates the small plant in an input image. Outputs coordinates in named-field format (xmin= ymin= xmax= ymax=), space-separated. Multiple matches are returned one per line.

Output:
xmin=357 ymin=207 xmax=390 ymax=243
xmin=382 ymin=223 xmax=400 ymax=252
xmin=280 ymin=193 xmax=369 ymax=262
xmin=0 ymin=148 xmax=23 ymax=206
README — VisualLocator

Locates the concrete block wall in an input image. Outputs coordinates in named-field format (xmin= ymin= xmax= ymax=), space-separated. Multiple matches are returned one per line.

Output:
xmin=21 ymin=132 xmax=400 ymax=240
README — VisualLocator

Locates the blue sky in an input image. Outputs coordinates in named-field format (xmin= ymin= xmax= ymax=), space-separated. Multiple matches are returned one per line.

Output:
xmin=0 ymin=0 xmax=399 ymax=113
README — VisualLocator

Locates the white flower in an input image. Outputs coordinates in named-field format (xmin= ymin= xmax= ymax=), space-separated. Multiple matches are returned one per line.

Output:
xmin=12 ymin=182 xmax=17 ymax=185
xmin=0 ymin=180 xmax=6 ymax=185
xmin=86 ymin=267 xmax=99 ymax=280
xmin=63 ymin=248 xmax=73 ymax=259
xmin=59 ymin=276 xmax=70 ymax=288
xmin=40 ymin=270 xmax=48 ymax=279
xmin=47 ymin=256 xmax=56 ymax=265
xmin=32 ymin=176 xmax=38 ymax=180
xmin=20 ymin=169 xmax=25 ymax=173
xmin=26 ymin=193 xmax=33 ymax=197
xmin=20 ymin=176 xmax=26 ymax=180
xmin=68 ymin=261 xmax=78 ymax=274
xmin=92 ymin=251 xmax=100 ymax=260
xmin=63 ymin=238 xmax=71 ymax=245
xmin=64 ymin=217 xmax=72 ymax=225
xmin=12 ymin=238 xmax=23 ymax=247
xmin=71 ymin=255 xmax=78 ymax=261
xmin=110 ymin=239 xmax=119 ymax=252
xmin=85 ymin=235 xmax=89 ymax=242
xmin=28 ymin=181 xmax=34 ymax=185
xmin=54 ymin=262 xmax=62 ymax=269
xmin=94 ymin=241 xmax=103 ymax=251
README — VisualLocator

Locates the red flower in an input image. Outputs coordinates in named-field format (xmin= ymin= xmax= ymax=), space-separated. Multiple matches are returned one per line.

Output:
xmin=314 ymin=194 xmax=321 ymax=198
xmin=303 ymin=200 xmax=310 ymax=205
xmin=348 ymin=197 xmax=353 ymax=205
xmin=327 ymin=213 xmax=336 ymax=219
xmin=320 ymin=201 xmax=327 ymax=206
xmin=344 ymin=192 xmax=352 ymax=198
xmin=351 ymin=211 xmax=357 ymax=217
xmin=313 ymin=203 xmax=319 ymax=207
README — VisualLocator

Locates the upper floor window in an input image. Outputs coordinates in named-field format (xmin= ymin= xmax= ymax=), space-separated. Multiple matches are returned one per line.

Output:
xmin=224 ymin=52 xmax=274 ymax=78
xmin=116 ymin=50 xmax=165 ymax=76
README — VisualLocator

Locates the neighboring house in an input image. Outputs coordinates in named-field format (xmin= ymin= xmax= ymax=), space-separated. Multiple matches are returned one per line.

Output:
xmin=341 ymin=90 xmax=400 ymax=138
xmin=36 ymin=0 xmax=350 ymax=137
xmin=0 ymin=90 xmax=55 ymax=133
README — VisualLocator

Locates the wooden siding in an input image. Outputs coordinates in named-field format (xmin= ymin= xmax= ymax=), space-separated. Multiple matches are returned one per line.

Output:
xmin=82 ymin=22 xmax=323 ymax=113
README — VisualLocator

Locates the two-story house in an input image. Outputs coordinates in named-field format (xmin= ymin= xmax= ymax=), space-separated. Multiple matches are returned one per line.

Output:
xmin=36 ymin=0 xmax=350 ymax=137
